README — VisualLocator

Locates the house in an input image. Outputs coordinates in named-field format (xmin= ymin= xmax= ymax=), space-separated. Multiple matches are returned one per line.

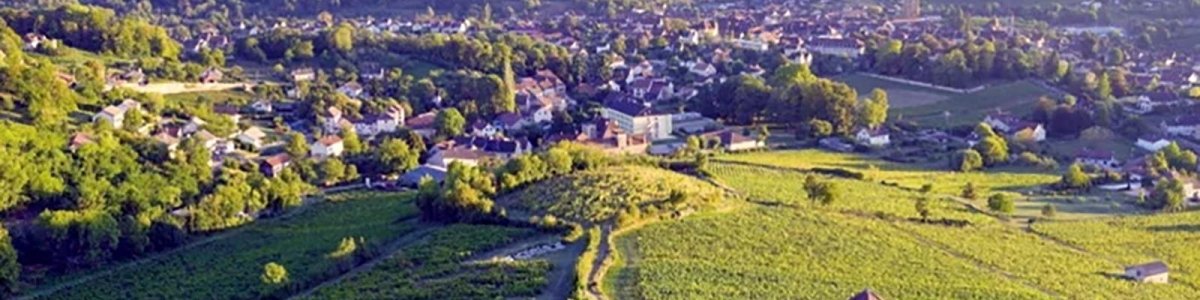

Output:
xmin=1125 ymin=261 xmax=1169 ymax=284
xmin=199 ymin=68 xmax=223 ymax=83
xmin=983 ymin=112 xmax=1022 ymax=133
xmin=250 ymin=100 xmax=274 ymax=114
xmin=68 ymin=132 xmax=94 ymax=152
xmin=1162 ymin=116 xmax=1200 ymax=139
xmin=428 ymin=147 xmax=487 ymax=168
xmin=672 ymin=112 xmax=719 ymax=135
xmin=1011 ymin=122 xmax=1047 ymax=142
xmin=93 ymin=100 xmax=141 ymax=129
xmin=702 ymin=130 xmax=763 ymax=152
xmin=290 ymin=68 xmax=316 ymax=82
xmin=310 ymin=135 xmax=345 ymax=158
xmin=1076 ymin=149 xmax=1120 ymax=170
xmin=688 ymin=60 xmax=717 ymax=78
xmin=849 ymin=288 xmax=885 ymax=300
xmin=213 ymin=104 xmax=242 ymax=124
xmin=855 ymin=127 xmax=891 ymax=147
xmin=546 ymin=118 xmax=650 ymax=154
xmin=324 ymin=106 xmax=406 ymax=137
xmin=399 ymin=164 xmax=448 ymax=187
xmin=407 ymin=111 xmax=438 ymax=138
xmin=1137 ymin=135 xmax=1172 ymax=152
xmin=153 ymin=132 xmax=181 ymax=156
xmin=337 ymin=82 xmax=366 ymax=98
xmin=260 ymin=153 xmax=292 ymax=177
xmin=601 ymin=94 xmax=673 ymax=140
xmin=807 ymin=37 xmax=865 ymax=58
xmin=237 ymin=126 xmax=268 ymax=149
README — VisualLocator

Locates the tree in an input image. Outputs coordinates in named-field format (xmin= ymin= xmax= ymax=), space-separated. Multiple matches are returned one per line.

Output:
xmin=957 ymin=149 xmax=984 ymax=172
xmin=434 ymin=108 xmax=466 ymax=139
xmin=962 ymin=182 xmax=979 ymax=200
xmin=807 ymin=119 xmax=833 ymax=138
xmin=328 ymin=23 xmax=354 ymax=53
xmin=987 ymin=193 xmax=1015 ymax=215
xmin=377 ymin=138 xmax=419 ymax=175
xmin=261 ymin=262 xmax=288 ymax=284
xmin=1041 ymin=204 xmax=1057 ymax=218
xmin=285 ymin=132 xmax=308 ymax=158
xmin=973 ymin=123 xmax=1009 ymax=165
xmin=1153 ymin=178 xmax=1186 ymax=212
xmin=755 ymin=125 xmax=770 ymax=145
xmin=803 ymin=175 xmax=837 ymax=206
xmin=319 ymin=158 xmax=347 ymax=186
xmin=544 ymin=148 xmax=573 ymax=175
xmin=0 ymin=225 xmax=17 ymax=295
xmin=340 ymin=125 xmax=364 ymax=154
xmin=915 ymin=197 xmax=932 ymax=221
xmin=860 ymin=89 xmax=889 ymax=129
xmin=1062 ymin=163 xmax=1091 ymax=189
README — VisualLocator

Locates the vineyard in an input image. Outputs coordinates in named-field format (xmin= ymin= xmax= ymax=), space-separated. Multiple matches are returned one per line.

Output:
xmin=40 ymin=192 xmax=422 ymax=300
xmin=1033 ymin=212 xmax=1200 ymax=291
xmin=718 ymin=150 xmax=1059 ymax=196
xmin=604 ymin=161 xmax=1200 ymax=299
xmin=500 ymin=165 xmax=724 ymax=223
xmin=303 ymin=224 xmax=549 ymax=299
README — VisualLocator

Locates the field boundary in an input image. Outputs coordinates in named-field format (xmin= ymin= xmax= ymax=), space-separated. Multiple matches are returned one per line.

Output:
xmin=287 ymin=224 xmax=438 ymax=299
xmin=859 ymin=73 xmax=987 ymax=94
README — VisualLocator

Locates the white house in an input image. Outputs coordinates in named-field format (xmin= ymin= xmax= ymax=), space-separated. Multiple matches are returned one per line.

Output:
xmin=687 ymin=60 xmax=718 ymax=78
xmin=855 ymin=127 xmax=891 ymax=147
xmin=1137 ymin=136 xmax=1172 ymax=152
xmin=807 ymin=37 xmax=865 ymax=58
xmin=310 ymin=135 xmax=345 ymax=158
xmin=1076 ymin=149 xmax=1121 ymax=170
xmin=601 ymin=95 xmax=674 ymax=141
xmin=93 ymin=99 xmax=141 ymax=129
xmin=704 ymin=130 xmax=763 ymax=152
xmin=1125 ymin=261 xmax=1169 ymax=284
xmin=324 ymin=106 xmax=406 ymax=137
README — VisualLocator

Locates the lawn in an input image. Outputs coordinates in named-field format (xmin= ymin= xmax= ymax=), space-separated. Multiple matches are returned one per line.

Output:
xmin=37 ymin=192 xmax=423 ymax=300
xmin=893 ymin=80 xmax=1054 ymax=128
xmin=302 ymin=224 xmax=548 ymax=300
xmin=834 ymin=73 xmax=955 ymax=108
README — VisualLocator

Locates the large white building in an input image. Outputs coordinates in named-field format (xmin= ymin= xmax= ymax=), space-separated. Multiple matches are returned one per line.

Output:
xmin=601 ymin=95 xmax=673 ymax=141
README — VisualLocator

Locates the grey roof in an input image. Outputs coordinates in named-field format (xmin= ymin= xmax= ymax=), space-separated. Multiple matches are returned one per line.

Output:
xmin=400 ymin=165 xmax=447 ymax=186
xmin=1126 ymin=261 xmax=1169 ymax=276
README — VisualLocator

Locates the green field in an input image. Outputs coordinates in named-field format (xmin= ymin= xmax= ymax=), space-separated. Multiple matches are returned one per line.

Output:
xmin=499 ymin=165 xmax=724 ymax=223
xmin=605 ymin=158 xmax=1200 ymax=299
xmin=892 ymin=81 xmax=1054 ymax=127
xmin=304 ymin=224 xmax=548 ymax=300
xmin=834 ymin=73 xmax=955 ymax=108
xmin=38 ymin=192 xmax=423 ymax=300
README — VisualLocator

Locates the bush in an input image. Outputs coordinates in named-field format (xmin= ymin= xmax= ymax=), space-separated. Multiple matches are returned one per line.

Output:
xmin=987 ymin=194 xmax=1015 ymax=215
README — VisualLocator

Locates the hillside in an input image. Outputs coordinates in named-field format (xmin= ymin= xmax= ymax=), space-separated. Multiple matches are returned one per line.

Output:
xmin=602 ymin=156 xmax=1200 ymax=299
xmin=500 ymin=164 xmax=725 ymax=223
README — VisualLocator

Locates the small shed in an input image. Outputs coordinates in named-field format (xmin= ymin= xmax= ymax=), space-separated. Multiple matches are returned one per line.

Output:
xmin=1125 ymin=261 xmax=1169 ymax=283
xmin=849 ymin=288 xmax=884 ymax=300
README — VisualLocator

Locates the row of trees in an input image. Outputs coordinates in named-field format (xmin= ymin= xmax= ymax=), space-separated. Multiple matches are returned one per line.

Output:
xmin=693 ymin=63 xmax=886 ymax=136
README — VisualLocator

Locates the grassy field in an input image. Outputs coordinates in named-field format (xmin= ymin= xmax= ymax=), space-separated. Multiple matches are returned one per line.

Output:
xmin=303 ymin=224 xmax=548 ymax=300
xmin=606 ymin=159 xmax=1200 ymax=299
xmin=893 ymin=81 xmax=1053 ymax=127
xmin=38 ymin=192 xmax=423 ymax=300
xmin=499 ymin=165 xmax=724 ymax=223
xmin=834 ymin=73 xmax=955 ymax=108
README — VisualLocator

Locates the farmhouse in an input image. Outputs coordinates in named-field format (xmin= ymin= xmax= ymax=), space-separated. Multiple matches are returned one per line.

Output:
xmin=310 ymin=135 xmax=344 ymax=158
xmin=854 ymin=127 xmax=890 ymax=147
xmin=1076 ymin=149 xmax=1120 ymax=170
xmin=236 ymin=126 xmax=268 ymax=150
xmin=260 ymin=153 xmax=292 ymax=177
xmin=1125 ymin=261 xmax=1169 ymax=284
xmin=93 ymin=99 xmax=142 ymax=129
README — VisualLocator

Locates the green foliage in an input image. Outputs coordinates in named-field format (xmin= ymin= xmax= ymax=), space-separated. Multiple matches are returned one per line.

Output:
xmin=375 ymin=138 xmax=419 ymax=175
xmin=1 ymin=5 xmax=181 ymax=60
xmin=417 ymin=162 xmax=498 ymax=223
xmin=957 ymin=149 xmax=984 ymax=172
xmin=505 ymin=165 xmax=722 ymax=223
xmin=434 ymin=108 xmax=466 ymax=139
xmin=286 ymin=132 xmax=309 ymax=159
xmin=803 ymin=175 xmax=837 ymax=206
xmin=1152 ymin=178 xmax=1186 ymax=212
xmin=859 ymin=88 xmax=889 ymax=129
xmin=916 ymin=197 xmax=932 ymax=220
xmin=261 ymin=262 xmax=288 ymax=284
xmin=38 ymin=209 xmax=120 ymax=266
xmin=1041 ymin=204 xmax=1057 ymax=218
xmin=987 ymin=194 xmax=1015 ymax=215
xmin=44 ymin=193 xmax=420 ymax=299
xmin=1061 ymin=163 xmax=1091 ymax=189
xmin=0 ymin=225 xmax=17 ymax=295
xmin=340 ymin=125 xmax=364 ymax=154
xmin=304 ymin=224 xmax=545 ymax=299
xmin=973 ymin=123 xmax=1009 ymax=166
xmin=962 ymin=182 xmax=979 ymax=200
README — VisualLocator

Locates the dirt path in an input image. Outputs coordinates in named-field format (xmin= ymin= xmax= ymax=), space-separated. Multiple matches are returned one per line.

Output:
xmin=586 ymin=224 xmax=613 ymax=300
xmin=18 ymin=187 xmax=368 ymax=300
xmin=287 ymin=225 xmax=438 ymax=300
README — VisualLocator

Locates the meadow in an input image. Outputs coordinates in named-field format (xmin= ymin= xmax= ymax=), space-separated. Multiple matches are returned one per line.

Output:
xmin=893 ymin=80 xmax=1053 ymax=127
xmin=303 ymin=224 xmax=549 ymax=300
xmin=834 ymin=73 xmax=955 ymax=108
xmin=38 ymin=192 xmax=423 ymax=300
